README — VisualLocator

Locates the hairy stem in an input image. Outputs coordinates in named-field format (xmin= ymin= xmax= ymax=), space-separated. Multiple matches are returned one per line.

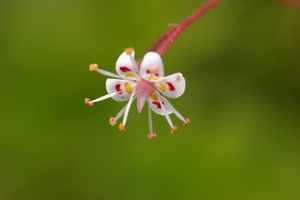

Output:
xmin=148 ymin=25 xmax=177 ymax=52
xmin=152 ymin=0 xmax=222 ymax=56
xmin=278 ymin=0 xmax=300 ymax=8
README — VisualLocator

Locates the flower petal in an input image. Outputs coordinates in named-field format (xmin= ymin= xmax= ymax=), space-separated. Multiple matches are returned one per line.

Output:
xmin=154 ymin=73 xmax=185 ymax=98
xmin=148 ymin=92 xmax=173 ymax=115
xmin=115 ymin=50 xmax=140 ymax=80
xmin=106 ymin=79 xmax=136 ymax=101
xmin=139 ymin=52 xmax=164 ymax=80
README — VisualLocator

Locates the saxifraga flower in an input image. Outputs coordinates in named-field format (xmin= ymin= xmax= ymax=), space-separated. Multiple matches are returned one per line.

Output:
xmin=85 ymin=48 xmax=190 ymax=139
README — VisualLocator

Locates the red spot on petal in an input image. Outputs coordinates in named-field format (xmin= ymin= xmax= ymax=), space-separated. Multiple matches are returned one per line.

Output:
xmin=115 ymin=84 xmax=122 ymax=94
xmin=115 ymin=84 xmax=121 ymax=91
xmin=166 ymin=82 xmax=175 ymax=91
xmin=120 ymin=66 xmax=131 ymax=72
xmin=155 ymin=73 xmax=159 ymax=76
xmin=146 ymin=70 xmax=150 ymax=74
xmin=152 ymin=101 xmax=161 ymax=109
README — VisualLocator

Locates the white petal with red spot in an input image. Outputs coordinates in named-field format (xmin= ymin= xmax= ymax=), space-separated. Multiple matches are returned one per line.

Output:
xmin=115 ymin=51 xmax=139 ymax=79
xmin=148 ymin=92 xmax=173 ymax=115
xmin=106 ymin=79 xmax=136 ymax=102
xmin=139 ymin=52 xmax=164 ymax=80
xmin=155 ymin=73 xmax=185 ymax=98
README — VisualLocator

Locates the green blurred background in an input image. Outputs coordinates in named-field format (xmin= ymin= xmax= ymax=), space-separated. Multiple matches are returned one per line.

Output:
xmin=1 ymin=0 xmax=300 ymax=199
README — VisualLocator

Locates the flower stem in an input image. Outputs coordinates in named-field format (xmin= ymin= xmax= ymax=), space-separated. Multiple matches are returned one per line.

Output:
xmin=150 ymin=0 xmax=222 ymax=56
xmin=148 ymin=25 xmax=177 ymax=53
xmin=278 ymin=0 xmax=300 ymax=8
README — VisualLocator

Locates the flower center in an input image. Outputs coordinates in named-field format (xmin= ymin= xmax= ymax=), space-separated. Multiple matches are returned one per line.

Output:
xmin=136 ymin=78 xmax=154 ymax=113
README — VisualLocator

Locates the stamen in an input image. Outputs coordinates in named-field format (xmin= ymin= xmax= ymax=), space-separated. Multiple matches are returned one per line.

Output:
xmin=183 ymin=118 xmax=190 ymax=126
xmin=96 ymin=68 xmax=122 ymax=79
xmin=85 ymin=98 xmax=94 ymax=106
xmin=156 ymin=92 xmax=174 ymax=129
xmin=128 ymin=52 xmax=140 ymax=74
xmin=122 ymin=89 xmax=136 ymax=125
xmin=147 ymin=133 xmax=157 ymax=140
xmin=148 ymin=100 xmax=153 ymax=134
xmin=124 ymin=47 xmax=134 ymax=55
xmin=89 ymin=63 xmax=98 ymax=71
xmin=110 ymin=102 xmax=130 ymax=126
xmin=119 ymin=124 xmax=126 ymax=132
xmin=170 ymin=126 xmax=177 ymax=134
xmin=162 ymin=97 xmax=189 ymax=124
xmin=89 ymin=91 xmax=119 ymax=103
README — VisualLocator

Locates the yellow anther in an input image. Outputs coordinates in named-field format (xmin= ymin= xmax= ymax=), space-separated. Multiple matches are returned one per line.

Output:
xmin=119 ymin=124 xmax=126 ymax=132
xmin=170 ymin=126 xmax=178 ymax=134
xmin=89 ymin=63 xmax=98 ymax=71
xmin=124 ymin=47 xmax=134 ymax=55
xmin=125 ymin=73 xmax=135 ymax=78
xmin=124 ymin=82 xmax=133 ymax=94
xmin=109 ymin=117 xmax=117 ymax=126
xmin=149 ymin=93 xmax=158 ymax=100
xmin=85 ymin=98 xmax=93 ymax=106
xmin=159 ymin=83 xmax=166 ymax=92
xmin=183 ymin=118 xmax=190 ymax=126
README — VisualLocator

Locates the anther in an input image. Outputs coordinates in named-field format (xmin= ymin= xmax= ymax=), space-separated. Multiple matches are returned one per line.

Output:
xmin=119 ymin=124 xmax=126 ymax=132
xmin=147 ymin=133 xmax=157 ymax=140
xmin=170 ymin=126 xmax=178 ymax=134
xmin=124 ymin=47 xmax=134 ymax=55
xmin=109 ymin=117 xmax=117 ymax=126
xmin=89 ymin=63 xmax=98 ymax=71
xmin=149 ymin=66 xmax=159 ymax=74
xmin=183 ymin=118 xmax=190 ymax=126
xmin=85 ymin=98 xmax=94 ymax=106
xmin=176 ymin=74 xmax=181 ymax=81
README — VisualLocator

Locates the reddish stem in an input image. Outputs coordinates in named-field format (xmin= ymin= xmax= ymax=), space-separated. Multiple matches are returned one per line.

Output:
xmin=278 ymin=0 xmax=300 ymax=8
xmin=153 ymin=0 xmax=222 ymax=56
xmin=148 ymin=26 xmax=176 ymax=52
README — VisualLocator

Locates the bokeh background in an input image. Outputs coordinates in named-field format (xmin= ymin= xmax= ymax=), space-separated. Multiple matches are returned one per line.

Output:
xmin=1 ymin=0 xmax=300 ymax=199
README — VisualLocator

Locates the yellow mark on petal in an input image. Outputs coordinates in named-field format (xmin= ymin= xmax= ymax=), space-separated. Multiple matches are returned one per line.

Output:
xmin=170 ymin=126 xmax=177 ymax=134
xmin=124 ymin=82 xmax=133 ymax=94
xmin=150 ymin=77 xmax=157 ymax=81
xmin=124 ymin=47 xmax=134 ymax=55
xmin=176 ymin=74 xmax=181 ymax=81
xmin=159 ymin=83 xmax=166 ymax=92
xmin=125 ymin=73 xmax=135 ymax=78
xmin=149 ymin=93 xmax=158 ymax=100
xmin=119 ymin=124 xmax=126 ymax=132
xmin=89 ymin=64 xmax=98 ymax=71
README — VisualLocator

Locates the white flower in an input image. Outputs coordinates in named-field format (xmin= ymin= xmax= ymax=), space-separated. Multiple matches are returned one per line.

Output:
xmin=85 ymin=48 xmax=190 ymax=139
